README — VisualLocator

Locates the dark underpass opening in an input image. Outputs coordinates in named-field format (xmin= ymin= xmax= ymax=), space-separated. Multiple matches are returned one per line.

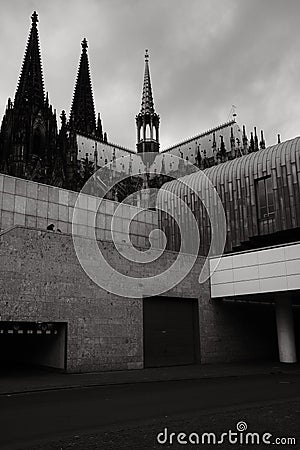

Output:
xmin=0 ymin=321 xmax=67 ymax=372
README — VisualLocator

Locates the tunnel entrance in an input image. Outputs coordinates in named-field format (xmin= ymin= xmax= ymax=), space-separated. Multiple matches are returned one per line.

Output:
xmin=0 ymin=321 xmax=67 ymax=371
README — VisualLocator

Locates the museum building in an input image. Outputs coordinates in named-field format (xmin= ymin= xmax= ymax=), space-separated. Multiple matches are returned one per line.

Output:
xmin=0 ymin=12 xmax=299 ymax=372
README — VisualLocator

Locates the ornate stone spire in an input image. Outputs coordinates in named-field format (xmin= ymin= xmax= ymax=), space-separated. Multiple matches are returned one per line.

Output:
xmin=140 ymin=49 xmax=155 ymax=115
xmin=242 ymin=125 xmax=248 ymax=154
xmin=249 ymin=131 xmax=255 ymax=152
xmin=260 ymin=130 xmax=266 ymax=149
xmin=254 ymin=127 xmax=259 ymax=151
xmin=136 ymin=50 xmax=160 ymax=154
xmin=70 ymin=38 xmax=96 ymax=135
xmin=14 ymin=11 xmax=45 ymax=109
xmin=0 ymin=12 xmax=61 ymax=184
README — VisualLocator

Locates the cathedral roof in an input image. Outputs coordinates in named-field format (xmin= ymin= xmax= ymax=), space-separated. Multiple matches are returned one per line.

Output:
xmin=161 ymin=120 xmax=238 ymax=153
xmin=14 ymin=11 xmax=45 ymax=109
xmin=70 ymin=38 xmax=96 ymax=135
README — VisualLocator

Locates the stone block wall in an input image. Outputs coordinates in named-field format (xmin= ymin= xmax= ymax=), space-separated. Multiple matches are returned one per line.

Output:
xmin=0 ymin=227 xmax=209 ymax=372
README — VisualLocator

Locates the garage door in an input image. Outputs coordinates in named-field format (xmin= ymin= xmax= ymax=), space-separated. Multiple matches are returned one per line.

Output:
xmin=143 ymin=297 xmax=199 ymax=367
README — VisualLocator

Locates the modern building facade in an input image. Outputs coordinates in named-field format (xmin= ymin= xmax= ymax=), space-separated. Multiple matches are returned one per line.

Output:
xmin=0 ymin=12 xmax=298 ymax=372
xmin=157 ymin=138 xmax=300 ymax=364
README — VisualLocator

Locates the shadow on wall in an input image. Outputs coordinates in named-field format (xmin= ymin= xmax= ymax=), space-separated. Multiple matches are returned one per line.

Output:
xmin=200 ymin=300 xmax=278 ymax=364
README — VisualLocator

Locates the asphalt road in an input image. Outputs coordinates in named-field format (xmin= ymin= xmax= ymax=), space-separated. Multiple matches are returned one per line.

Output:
xmin=0 ymin=373 xmax=299 ymax=449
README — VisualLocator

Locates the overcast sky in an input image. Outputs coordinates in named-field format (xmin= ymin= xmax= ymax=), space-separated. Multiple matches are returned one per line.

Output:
xmin=1 ymin=0 xmax=300 ymax=150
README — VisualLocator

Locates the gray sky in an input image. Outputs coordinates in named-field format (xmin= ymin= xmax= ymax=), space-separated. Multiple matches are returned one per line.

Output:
xmin=1 ymin=0 xmax=300 ymax=150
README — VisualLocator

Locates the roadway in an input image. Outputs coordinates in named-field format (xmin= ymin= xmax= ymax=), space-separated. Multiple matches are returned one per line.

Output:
xmin=0 ymin=373 xmax=299 ymax=449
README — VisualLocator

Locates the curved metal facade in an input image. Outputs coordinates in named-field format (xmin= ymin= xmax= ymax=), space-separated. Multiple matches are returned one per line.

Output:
xmin=157 ymin=137 xmax=300 ymax=254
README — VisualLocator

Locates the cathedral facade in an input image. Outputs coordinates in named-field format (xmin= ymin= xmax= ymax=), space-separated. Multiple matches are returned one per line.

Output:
xmin=0 ymin=12 xmax=266 ymax=197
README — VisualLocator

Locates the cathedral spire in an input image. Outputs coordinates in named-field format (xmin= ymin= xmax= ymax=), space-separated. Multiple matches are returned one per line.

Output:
xmin=140 ymin=49 xmax=155 ymax=115
xmin=14 ymin=11 xmax=45 ymax=109
xmin=0 ymin=12 xmax=60 ymax=184
xmin=136 ymin=50 xmax=160 ymax=154
xmin=70 ymin=38 xmax=96 ymax=135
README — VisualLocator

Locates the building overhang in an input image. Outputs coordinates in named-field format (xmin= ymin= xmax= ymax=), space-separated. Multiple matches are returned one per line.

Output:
xmin=210 ymin=242 xmax=300 ymax=298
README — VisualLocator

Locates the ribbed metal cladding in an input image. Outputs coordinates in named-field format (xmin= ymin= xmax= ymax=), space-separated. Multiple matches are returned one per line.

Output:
xmin=157 ymin=137 xmax=300 ymax=254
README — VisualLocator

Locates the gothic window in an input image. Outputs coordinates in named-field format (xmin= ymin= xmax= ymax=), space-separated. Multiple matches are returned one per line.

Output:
xmin=145 ymin=124 xmax=151 ymax=139
xmin=256 ymin=176 xmax=275 ymax=220
xmin=153 ymin=126 xmax=157 ymax=140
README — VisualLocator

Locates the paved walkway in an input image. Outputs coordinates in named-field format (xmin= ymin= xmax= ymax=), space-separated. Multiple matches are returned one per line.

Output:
xmin=0 ymin=361 xmax=300 ymax=395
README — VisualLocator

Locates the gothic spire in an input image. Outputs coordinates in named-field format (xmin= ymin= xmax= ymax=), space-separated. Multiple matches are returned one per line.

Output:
xmin=260 ymin=130 xmax=266 ymax=149
xmin=70 ymin=38 xmax=96 ymax=135
xmin=254 ymin=127 xmax=259 ymax=151
xmin=242 ymin=125 xmax=248 ymax=154
xmin=14 ymin=11 xmax=45 ymax=109
xmin=250 ymin=132 xmax=255 ymax=152
xmin=140 ymin=49 xmax=155 ymax=115
xmin=136 ymin=50 xmax=160 ymax=154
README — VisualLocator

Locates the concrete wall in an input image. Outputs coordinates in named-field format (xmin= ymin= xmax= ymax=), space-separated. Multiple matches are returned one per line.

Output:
xmin=0 ymin=174 xmax=159 ymax=248
xmin=0 ymin=226 xmax=279 ymax=371
xmin=0 ymin=227 xmax=209 ymax=372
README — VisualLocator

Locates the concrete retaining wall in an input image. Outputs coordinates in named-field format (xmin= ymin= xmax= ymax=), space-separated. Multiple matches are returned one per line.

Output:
xmin=0 ymin=225 xmax=278 ymax=371
xmin=0 ymin=227 xmax=208 ymax=372
xmin=0 ymin=174 xmax=158 ymax=248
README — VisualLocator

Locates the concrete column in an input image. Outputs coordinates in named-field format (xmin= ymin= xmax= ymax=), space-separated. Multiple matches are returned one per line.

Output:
xmin=275 ymin=297 xmax=297 ymax=363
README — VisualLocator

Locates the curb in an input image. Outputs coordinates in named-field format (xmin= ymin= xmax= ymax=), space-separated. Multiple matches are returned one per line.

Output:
xmin=1 ymin=368 xmax=300 ymax=396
